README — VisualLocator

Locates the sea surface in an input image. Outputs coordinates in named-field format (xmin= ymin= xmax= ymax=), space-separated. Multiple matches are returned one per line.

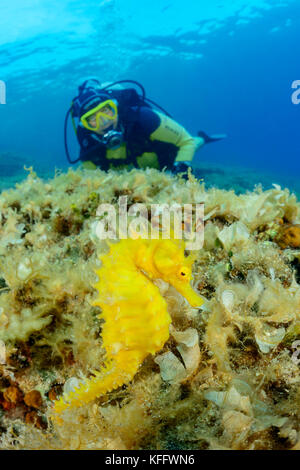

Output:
xmin=0 ymin=0 xmax=299 ymax=195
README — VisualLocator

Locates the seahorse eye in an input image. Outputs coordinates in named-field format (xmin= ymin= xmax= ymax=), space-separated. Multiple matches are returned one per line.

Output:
xmin=179 ymin=267 xmax=189 ymax=278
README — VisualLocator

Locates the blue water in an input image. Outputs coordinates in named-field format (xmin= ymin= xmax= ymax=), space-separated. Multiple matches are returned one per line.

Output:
xmin=0 ymin=0 xmax=299 ymax=192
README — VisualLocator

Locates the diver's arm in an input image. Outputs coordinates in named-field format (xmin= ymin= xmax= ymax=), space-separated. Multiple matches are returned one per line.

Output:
xmin=149 ymin=112 xmax=199 ymax=163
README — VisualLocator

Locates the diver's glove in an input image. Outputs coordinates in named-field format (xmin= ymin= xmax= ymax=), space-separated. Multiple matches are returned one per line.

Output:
xmin=172 ymin=161 xmax=191 ymax=176
xmin=197 ymin=130 xmax=227 ymax=144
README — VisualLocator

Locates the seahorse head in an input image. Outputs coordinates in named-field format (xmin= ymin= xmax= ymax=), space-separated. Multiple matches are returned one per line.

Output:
xmin=152 ymin=239 xmax=203 ymax=308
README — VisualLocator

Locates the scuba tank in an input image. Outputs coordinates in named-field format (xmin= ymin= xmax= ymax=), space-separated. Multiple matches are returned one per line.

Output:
xmin=64 ymin=79 xmax=172 ymax=164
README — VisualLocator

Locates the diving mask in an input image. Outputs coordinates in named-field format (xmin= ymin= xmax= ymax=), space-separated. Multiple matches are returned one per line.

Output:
xmin=80 ymin=99 xmax=118 ymax=132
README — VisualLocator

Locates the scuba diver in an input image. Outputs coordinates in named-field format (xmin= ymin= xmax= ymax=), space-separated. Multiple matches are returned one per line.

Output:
xmin=64 ymin=79 xmax=226 ymax=174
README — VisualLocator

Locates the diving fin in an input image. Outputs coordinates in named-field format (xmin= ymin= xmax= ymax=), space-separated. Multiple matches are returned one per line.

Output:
xmin=197 ymin=130 xmax=227 ymax=144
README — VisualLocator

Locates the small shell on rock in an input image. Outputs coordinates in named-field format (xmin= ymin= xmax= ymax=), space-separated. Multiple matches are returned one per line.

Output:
xmin=269 ymin=268 xmax=275 ymax=281
xmin=170 ymin=327 xmax=201 ymax=379
xmin=255 ymin=324 xmax=285 ymax=354
xmin=218 ymin=222 xmax=250 ymax=251
xmin=222 ymin=410 xmax=253 ymax=435
xmin=252 ymin=414 xmax=288 ymax=433
xmin=0 ymin=339 xmax=6 ymax=364
xmin=245 ymin=271 xmax=264 ymax=306
xmin=221 ymin=290 xmax=235 ymax=312
xmin=171 ymin=327 xmax=198 ymax=348
xmin=204 ymin=386 xmax=252 ymax=415
xmin=0 ymin=308 xmax=8 ymax=328
xmin=17 ymin=258 xmax=32 ymax=281
xmin=154 ymin=351 xmax=187 ymax=383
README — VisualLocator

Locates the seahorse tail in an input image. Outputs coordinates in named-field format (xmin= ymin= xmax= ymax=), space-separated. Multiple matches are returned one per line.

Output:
xmin=51 ymin=350 xmax=145 ymax=418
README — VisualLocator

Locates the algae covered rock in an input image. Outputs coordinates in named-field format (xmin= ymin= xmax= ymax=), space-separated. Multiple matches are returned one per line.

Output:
xmin=0 ymin=167 xmax=299 ymax=450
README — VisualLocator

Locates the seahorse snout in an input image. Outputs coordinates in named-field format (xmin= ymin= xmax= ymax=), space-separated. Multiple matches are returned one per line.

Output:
xmin=171 ymin=280 xmax=204 ymax=308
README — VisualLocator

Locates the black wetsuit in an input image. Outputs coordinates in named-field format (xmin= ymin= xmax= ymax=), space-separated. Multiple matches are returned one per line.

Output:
xmin=77 ymin=94 xmax=199 ymax=171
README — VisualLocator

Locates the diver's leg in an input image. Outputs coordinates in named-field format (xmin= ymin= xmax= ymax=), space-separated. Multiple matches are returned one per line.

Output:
xmin=195 ymin=136 xmax=205 ymax=151
xmin=197 ymin=131 xmax=227 ymax=145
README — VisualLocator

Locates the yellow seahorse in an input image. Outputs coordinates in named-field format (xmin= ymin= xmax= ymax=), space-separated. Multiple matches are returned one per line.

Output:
xmin=52 ymin=235 xmax=204 ymax=417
